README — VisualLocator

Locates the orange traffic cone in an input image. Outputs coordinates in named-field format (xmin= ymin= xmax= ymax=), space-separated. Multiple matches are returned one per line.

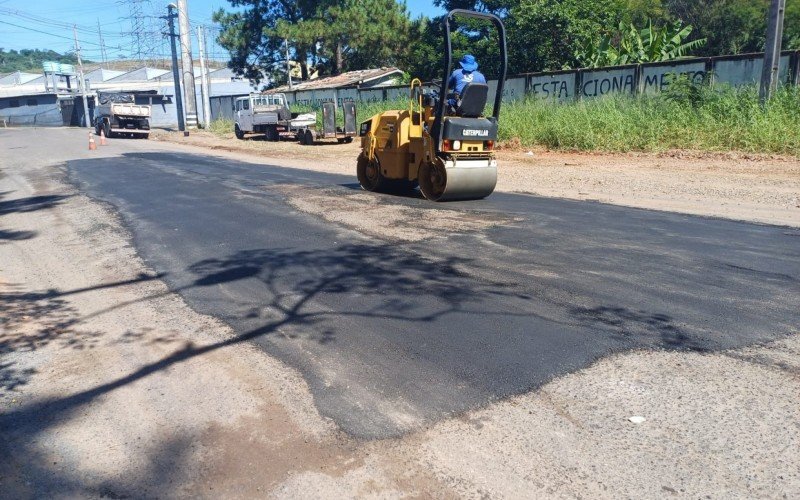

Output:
xmin=99 ymin=128 xmax=107 ymax=146
xmin=88 ymin=132 xmax=97 ymax=151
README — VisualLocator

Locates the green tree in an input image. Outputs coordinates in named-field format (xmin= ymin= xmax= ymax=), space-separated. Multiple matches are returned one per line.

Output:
xmin=278 ymin=0 xmax=412 ymax=75
xmin=432 ymin=0 xmax=514 ymax=16
xmin=213 ymin=0 xmax=319 ymax=85
xmin=664 ymin=0 xmax=766 ymax=56
xmin=663 ymin=0 xmax=800 ymax=55
xmin=507 ymin=0 xmax=627 ymax=72
xmin=621 ymin=0 xmax=667 ymax=25
xmin=397 ymin=17 xmax=443 ymax=81
xmin=785 ymin=1 xmax=800 ymax=49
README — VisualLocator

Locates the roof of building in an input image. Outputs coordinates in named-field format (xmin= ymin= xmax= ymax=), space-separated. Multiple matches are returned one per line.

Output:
xmin=0 ymin=71 xmax=42 ymax=86
xmin=270 ymin=67 xmax=403 ymax=92
xmin=203 ymin=67 xmax=241 ymax=81
xmin=105 ymin=67 xmax=171 ymax=83
xmin=85 ymin=68 xmax=127 ymax=83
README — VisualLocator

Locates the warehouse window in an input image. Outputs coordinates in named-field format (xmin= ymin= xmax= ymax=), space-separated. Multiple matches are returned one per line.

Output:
xmin=26 ymin=98 xmax=38 ymax=106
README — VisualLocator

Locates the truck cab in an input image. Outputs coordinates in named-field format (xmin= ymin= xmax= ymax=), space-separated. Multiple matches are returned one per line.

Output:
xmin=235 ymin=94 xmax=290 ymax=140
xmin=233 ymin=93 xmax=316 ymax=142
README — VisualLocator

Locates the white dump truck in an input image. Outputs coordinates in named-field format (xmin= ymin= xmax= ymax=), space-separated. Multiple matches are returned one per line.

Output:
xmin=234 ymin=93 xmax=317 ymax=143
xmin=94 ymin=92 xmax=151 ymax=139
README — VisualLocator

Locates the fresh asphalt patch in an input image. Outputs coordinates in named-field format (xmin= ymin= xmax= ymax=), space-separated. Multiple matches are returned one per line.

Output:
xmin=67 ymin=150 xmax=800 ymax=438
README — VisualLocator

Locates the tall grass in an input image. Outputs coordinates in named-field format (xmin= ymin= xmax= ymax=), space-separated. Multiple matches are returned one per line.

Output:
xmin=500 ymin=85 xmax=800 ymax=155
xmin=206 ymin=118 xmax=234 ymax=136
xmin=274 ymin=85 xmax=800 ymax=155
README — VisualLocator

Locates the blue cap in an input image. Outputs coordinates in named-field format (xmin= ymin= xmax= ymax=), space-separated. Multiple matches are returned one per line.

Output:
xmin=459 ymin=54 xmax=478 ymax=72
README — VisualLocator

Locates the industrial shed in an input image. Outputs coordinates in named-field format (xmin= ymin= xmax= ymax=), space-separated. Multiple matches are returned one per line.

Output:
xmin=0 ymin=64 xmax=256 ymax=128
xmin=0 ymin=93 xmax=77 ymax=127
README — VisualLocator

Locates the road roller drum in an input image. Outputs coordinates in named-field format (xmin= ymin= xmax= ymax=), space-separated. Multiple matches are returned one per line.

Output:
xmin=418 ymin=157 xmax=498 ymax=202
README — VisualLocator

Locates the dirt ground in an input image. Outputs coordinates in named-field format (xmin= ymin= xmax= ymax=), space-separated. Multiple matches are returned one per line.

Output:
xmin=151 ymin=129 xmax=800 ymax=228
xmin=1 ymin=129 xmax=799 ymax=498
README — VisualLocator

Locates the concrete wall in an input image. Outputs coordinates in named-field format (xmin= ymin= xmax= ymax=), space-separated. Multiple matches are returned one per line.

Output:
xmin=642 ymin=61 xmax=707 ymax=93
xmin=528 ymin=72 xmax=576 ymax=102
xmin=271 ymin=50 xmax=800 ymax=109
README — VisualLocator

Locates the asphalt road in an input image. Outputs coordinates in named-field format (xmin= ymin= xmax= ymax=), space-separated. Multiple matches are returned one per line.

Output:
xmin=64 ymin=138 xmax=800 ymax=438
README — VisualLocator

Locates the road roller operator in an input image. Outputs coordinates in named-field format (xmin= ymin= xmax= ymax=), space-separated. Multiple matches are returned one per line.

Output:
xmin=356 ymin=9 xmax=507 ymax=202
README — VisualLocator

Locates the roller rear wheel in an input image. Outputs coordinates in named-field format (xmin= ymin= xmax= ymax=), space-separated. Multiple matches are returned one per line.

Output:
xmin=357 ymin=153 xmax=386 ymax=192
xmin=418 ymin=160 xmax=447 ymax=201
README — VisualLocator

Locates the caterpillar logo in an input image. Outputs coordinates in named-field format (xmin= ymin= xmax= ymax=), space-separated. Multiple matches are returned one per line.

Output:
xmin=463 ymin=129 xmax=489 ymax=137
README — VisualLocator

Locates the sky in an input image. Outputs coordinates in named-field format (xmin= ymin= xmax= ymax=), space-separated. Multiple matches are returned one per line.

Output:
xmin=0 ymin=0 xmax=444 ymax=64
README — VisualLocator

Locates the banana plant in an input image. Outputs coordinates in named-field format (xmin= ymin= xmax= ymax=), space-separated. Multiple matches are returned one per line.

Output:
xmin=575 ymin=19 xmax=706 ymax=68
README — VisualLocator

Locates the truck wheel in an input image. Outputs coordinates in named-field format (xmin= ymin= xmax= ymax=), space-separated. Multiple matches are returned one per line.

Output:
xmin=344 ymin=136 xmax=354 ymax=144
xmin=235 ymin=124 xmax=244 ymax=140
xmin=266 ymin=126 xmax=279 ymax=142
xmin=103 ymin=121 xmax=112 ymax=139
xmin=303 ymin=129 xmax=314 ymax=146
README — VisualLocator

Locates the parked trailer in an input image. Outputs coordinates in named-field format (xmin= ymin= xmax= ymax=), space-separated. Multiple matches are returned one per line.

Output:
xmin=317 ymin=101 xmax=357 ymax=144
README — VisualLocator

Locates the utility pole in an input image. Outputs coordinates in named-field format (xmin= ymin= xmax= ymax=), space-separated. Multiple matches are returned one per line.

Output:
xmin=72 ymin=25 xmax=91 ymax=128
xmin=177 ymin=0 xmax=198 ymax=128
xmin=197 ymin=25 xmax=212 ymax=129
xmin=164 ymin=4 xmax=186 ymax=133
xmin=285 ymin=38 xmax=293 ymax=90
xmin=97 ymin=18 xmax=108 ymax=69
xmin=760 ymin=0 xmax=786 ymax=104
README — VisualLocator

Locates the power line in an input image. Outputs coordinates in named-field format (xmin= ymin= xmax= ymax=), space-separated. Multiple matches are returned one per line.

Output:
xmin=0 ymin=19 xmax=109 ymax=48
xmin=0 ymin=7 xmax=128 ymax=37
xmin=0 ymin=6 xmax=228 ymax=64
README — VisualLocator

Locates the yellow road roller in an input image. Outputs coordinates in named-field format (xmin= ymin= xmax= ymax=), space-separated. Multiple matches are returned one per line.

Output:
xmin=357 ymin=9 xmax=507 ymax=201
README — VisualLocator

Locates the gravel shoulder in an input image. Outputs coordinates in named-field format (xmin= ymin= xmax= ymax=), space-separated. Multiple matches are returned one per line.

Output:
xmin=1 ymin=128 xmax=798 ymax=497
xmin=152 ymin=129 xmax=800 ymax=228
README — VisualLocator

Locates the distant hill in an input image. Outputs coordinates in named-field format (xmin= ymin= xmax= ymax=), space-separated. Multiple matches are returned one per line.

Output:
xmin=0 ymin=49 xmax=89 ymax=74
xmin=84 ymin=59 xmax=229 ymax=72
xmin=0 ymin=49 xmax=229 ymax=75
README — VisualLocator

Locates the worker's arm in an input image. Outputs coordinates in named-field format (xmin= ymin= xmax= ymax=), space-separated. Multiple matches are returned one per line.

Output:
xmin=447 ymin=71 xmax=458 ymax=93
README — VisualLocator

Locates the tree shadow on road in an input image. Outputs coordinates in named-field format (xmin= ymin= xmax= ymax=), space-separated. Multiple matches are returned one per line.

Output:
xmin=0 ymin=241 xmax=533 ymax=488
xmin=0 ymin=192 xmax=72 ymax=243
xmin=0 ymin=193 xmax=72 ymax=216
xmin=1 ymin=241 xmax=521 ymax=421
xmin=569 ymin=305 xmax=707 ymax=352
xmin=0 ymin=274 xmax=167 ymax=393
xmin=4 ymin=222 xmax=793 ymax=494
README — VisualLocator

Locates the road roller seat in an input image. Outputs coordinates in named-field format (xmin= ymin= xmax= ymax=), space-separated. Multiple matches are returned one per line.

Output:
xmin=456 ymin=83 xmax=489 ymax=118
